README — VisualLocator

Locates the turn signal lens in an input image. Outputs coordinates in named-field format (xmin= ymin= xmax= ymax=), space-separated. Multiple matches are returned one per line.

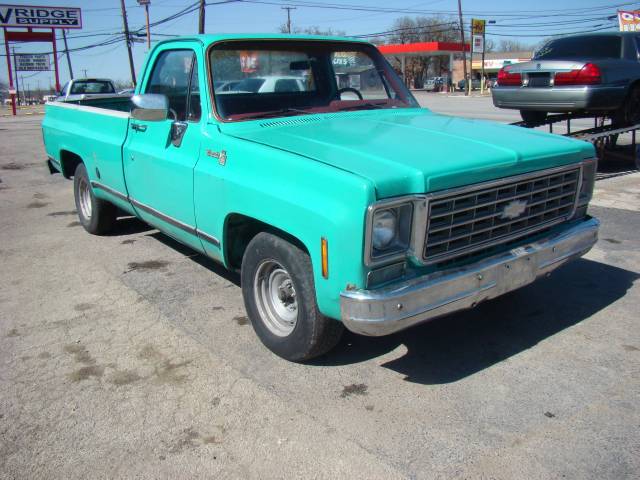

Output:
xmin=321 ymin=237 xmax=329 ymax=279
xmin=497 ymin=67 xmax=522 ymax=86
xmin=554 ymin=63 xmax=601 ymax=86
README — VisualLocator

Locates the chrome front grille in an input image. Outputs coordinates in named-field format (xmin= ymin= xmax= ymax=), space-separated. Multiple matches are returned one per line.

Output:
xmin=423 ymin=166 xmax=580 ymax=263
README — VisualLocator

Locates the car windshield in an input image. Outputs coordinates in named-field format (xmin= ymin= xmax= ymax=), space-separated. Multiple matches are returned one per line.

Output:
xmin=210 ymin=40 xmax=419 ymax=121
xmin=534 ymin=35 xmax=622 ymax=60
xmin=70 ymin=80 xmax=115 ymax=94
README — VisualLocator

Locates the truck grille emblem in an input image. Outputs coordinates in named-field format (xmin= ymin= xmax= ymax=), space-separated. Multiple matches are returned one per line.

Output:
xmin=501 ymin=200 xmax=528 ymax=220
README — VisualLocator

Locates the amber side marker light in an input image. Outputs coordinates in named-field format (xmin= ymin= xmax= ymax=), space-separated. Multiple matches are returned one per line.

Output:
xmin=321 ymin=237 xmax=329 ymax=279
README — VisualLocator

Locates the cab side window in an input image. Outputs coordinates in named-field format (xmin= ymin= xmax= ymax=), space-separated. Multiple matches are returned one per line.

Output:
xmin=146 ymin=49 xmax=195 ymax=121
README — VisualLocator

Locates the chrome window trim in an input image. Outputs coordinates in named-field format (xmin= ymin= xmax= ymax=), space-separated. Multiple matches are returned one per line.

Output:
xmin=90 ymin=181 xmax=220 ymax=248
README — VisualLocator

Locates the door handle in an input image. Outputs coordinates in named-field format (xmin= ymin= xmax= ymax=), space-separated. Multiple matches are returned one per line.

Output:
xmin=131 ymin=123 xmax=147 ymax=132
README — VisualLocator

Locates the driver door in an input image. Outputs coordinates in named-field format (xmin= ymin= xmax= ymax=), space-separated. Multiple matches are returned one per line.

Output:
xmin=123 ymin=45 xmax=204 ymax=252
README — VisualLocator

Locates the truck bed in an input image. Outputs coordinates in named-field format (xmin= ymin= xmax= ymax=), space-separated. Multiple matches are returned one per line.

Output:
xmin=42 ymin=98 xmax=132 ymax=211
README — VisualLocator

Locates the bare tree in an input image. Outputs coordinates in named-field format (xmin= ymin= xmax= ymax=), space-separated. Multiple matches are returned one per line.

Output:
xmin=498 ymin=39 xmax=532 ymax=52
xmin=278 ymin=24 xmax=346 ymax=36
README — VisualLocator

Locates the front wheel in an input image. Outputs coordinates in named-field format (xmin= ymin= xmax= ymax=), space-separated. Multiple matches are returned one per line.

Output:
xmin=73 ymin=163 xmax=117 ymax=235
xmin=241 ymin=232 xmax=344 ymax=362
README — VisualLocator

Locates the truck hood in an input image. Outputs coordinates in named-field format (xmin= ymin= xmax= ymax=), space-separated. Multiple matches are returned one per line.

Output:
xmin=220 ymin=108 xmax=593 ymax=198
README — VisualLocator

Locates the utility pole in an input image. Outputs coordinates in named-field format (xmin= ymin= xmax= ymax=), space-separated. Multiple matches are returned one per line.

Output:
xmin=457 ymin=0 xmax=468 ymax=96
xmin=137 ymin=1 xmax=151 ymax=49
xmin=282 ymin=6 xmax=296 ymax=33
xmin=120 ymin=0 xmax=137 ymax=86
xmin=61 ymin=29 xmax=74 ymax=79
xmin=198 ymin=0 xmax=205 ymax=34
xmin=12 ymin=48 xmax=20 ymax=106
xmin=82 ymin=68 xmax=88 ymax=77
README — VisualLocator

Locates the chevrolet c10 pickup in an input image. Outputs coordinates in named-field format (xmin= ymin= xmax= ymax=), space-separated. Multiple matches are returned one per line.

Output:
xmin=42 ymin=34 xmax=600 ymax=361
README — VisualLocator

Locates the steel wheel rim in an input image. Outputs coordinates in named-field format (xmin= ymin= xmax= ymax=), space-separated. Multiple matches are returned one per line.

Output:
xmin=78 ymin=177 xmax=92 ymax=220
xmin=253 ymin=259 xmax=298 ymax=337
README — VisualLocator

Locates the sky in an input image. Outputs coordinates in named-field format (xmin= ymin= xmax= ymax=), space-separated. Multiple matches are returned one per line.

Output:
xmin=1 ymin=0 xmax=637 ymax=92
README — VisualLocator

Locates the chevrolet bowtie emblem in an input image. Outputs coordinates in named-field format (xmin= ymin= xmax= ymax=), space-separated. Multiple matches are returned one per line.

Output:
xmin=501 ymin=199 xmax=528 ymax=220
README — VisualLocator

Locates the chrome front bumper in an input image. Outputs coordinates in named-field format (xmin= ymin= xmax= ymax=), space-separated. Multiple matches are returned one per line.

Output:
xmin=340 ymin=218 xmax=599 ymax=336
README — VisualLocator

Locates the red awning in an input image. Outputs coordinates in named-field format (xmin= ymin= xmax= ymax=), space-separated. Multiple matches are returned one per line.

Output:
xmin=378 ymin=41 xmax=470 ymax=55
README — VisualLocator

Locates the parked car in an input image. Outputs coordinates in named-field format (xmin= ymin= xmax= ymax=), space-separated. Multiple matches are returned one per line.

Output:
xmin=457 ymin=78 xmax=481 ymax=91
xmin=42 ymin=34 xmax=599 ymax=361
xmin=56 ymin=78 xmax=117 ymax=102
xmin=118 ymin=88 xmax=135 ymax=95
xmin=492 ymin=32 xmax=640 ymax=126
xmin=424 ymin=77 xmax=444 ymax=92
xmin=227 ymin=75 xmax=307 ymax=94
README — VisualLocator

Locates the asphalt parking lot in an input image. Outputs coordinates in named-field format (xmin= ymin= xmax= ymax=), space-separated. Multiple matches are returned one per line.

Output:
xmin=1 ymin=96 xmax=639 ymax=479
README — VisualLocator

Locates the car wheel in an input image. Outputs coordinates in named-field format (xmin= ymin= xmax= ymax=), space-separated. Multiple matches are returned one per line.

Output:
xmin=241 ymin=232 xmax=344 ymax=362
xmin=73 ymin=163 xmax=117 ymax=235
xmin=613 ymin=85 xmax=640 ymax=127
xmin=520 ymin=110 xmax=547 ymax=126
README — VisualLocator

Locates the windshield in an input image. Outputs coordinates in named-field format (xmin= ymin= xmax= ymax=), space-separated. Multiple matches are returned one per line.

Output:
xmin=210 ymin=40 xmax=419 ymax=121
xmin=70 ymin=80 xmax=115 ymax=94
xmin=534 ymin=35 xmax=622 ymax=60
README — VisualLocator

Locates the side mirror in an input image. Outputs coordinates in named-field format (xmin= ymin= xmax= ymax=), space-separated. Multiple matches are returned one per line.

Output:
xmin=131 ymin=93 xmax=169 ymax=121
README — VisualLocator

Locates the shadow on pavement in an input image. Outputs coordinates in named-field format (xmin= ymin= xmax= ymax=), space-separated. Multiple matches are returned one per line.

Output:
xmin=146 ymin=231 xmax=241 ymax=286
xmin=312 ymin=259 xmax=638 ymax=384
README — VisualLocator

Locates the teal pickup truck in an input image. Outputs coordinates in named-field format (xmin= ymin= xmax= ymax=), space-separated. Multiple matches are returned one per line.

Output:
xmin=42 ymin=34 xmax=599 ymax=361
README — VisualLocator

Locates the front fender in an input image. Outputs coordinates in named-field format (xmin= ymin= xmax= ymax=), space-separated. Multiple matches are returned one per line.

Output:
xmin=193 ymin=131 xmax=375 ymax=320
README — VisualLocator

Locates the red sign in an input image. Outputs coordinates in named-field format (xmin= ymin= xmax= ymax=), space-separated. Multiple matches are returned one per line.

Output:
xmin=240 ymin=51 xmax=258 ymax=73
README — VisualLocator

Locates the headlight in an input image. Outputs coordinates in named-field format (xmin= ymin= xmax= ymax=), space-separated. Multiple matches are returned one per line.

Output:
xmin=372 ymin=209 xmax=397 ymax=250
xmin=366 ymin=200 xmax=414 ymax=265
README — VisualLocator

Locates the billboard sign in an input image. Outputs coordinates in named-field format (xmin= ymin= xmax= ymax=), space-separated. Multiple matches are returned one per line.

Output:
xmin=618 ymin=10 xmax=640 ymax=31
xmin=0 ymin=4 xmax=82 ymax=29
xmin=16 ymin=53 xmax=50 ymax=71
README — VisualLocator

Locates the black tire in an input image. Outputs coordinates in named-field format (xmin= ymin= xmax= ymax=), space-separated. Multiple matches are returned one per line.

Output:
xmin=612 ymin=85 xmax=640 ymax=127
xmin=73 ymin=163 xmax=117 ymax=235
xmin=520 ymin=110 xmax=547 ymax=126
xmin=241 ymin=232 xmax=344 ymax=362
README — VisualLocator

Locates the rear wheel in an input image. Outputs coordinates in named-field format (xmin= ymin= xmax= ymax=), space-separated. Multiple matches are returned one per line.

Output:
xmin=73 ymin=163 xmax=117 ymax=235
xmin=241 ymin=232 xmax=343 ymax=362
xmin=520 ymin=110 xmax=547 ymax=126
xmin=612 ymin=85 xmax=640 ymax=127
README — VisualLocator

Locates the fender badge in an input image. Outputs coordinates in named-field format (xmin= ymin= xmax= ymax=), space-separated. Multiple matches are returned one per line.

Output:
xmin=206 ymin=149 xmax=227 ymax=165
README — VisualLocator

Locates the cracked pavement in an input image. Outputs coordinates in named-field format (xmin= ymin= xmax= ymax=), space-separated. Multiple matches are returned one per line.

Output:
xmin=1 ymin=100 xmax=639 ymax=479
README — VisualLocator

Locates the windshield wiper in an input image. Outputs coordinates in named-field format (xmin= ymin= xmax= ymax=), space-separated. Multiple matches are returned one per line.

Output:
xmin=234 ymin=107 xmax=313 ymax=121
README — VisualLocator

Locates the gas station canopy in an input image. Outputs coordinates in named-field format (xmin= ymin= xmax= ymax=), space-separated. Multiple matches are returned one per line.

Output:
xmin=377 ymin=41 xmax=470 ymax=56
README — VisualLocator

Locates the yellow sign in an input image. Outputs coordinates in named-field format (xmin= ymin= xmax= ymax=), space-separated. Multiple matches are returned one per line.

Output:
xmin=472 ymin=19 xmax=486 ymax=35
